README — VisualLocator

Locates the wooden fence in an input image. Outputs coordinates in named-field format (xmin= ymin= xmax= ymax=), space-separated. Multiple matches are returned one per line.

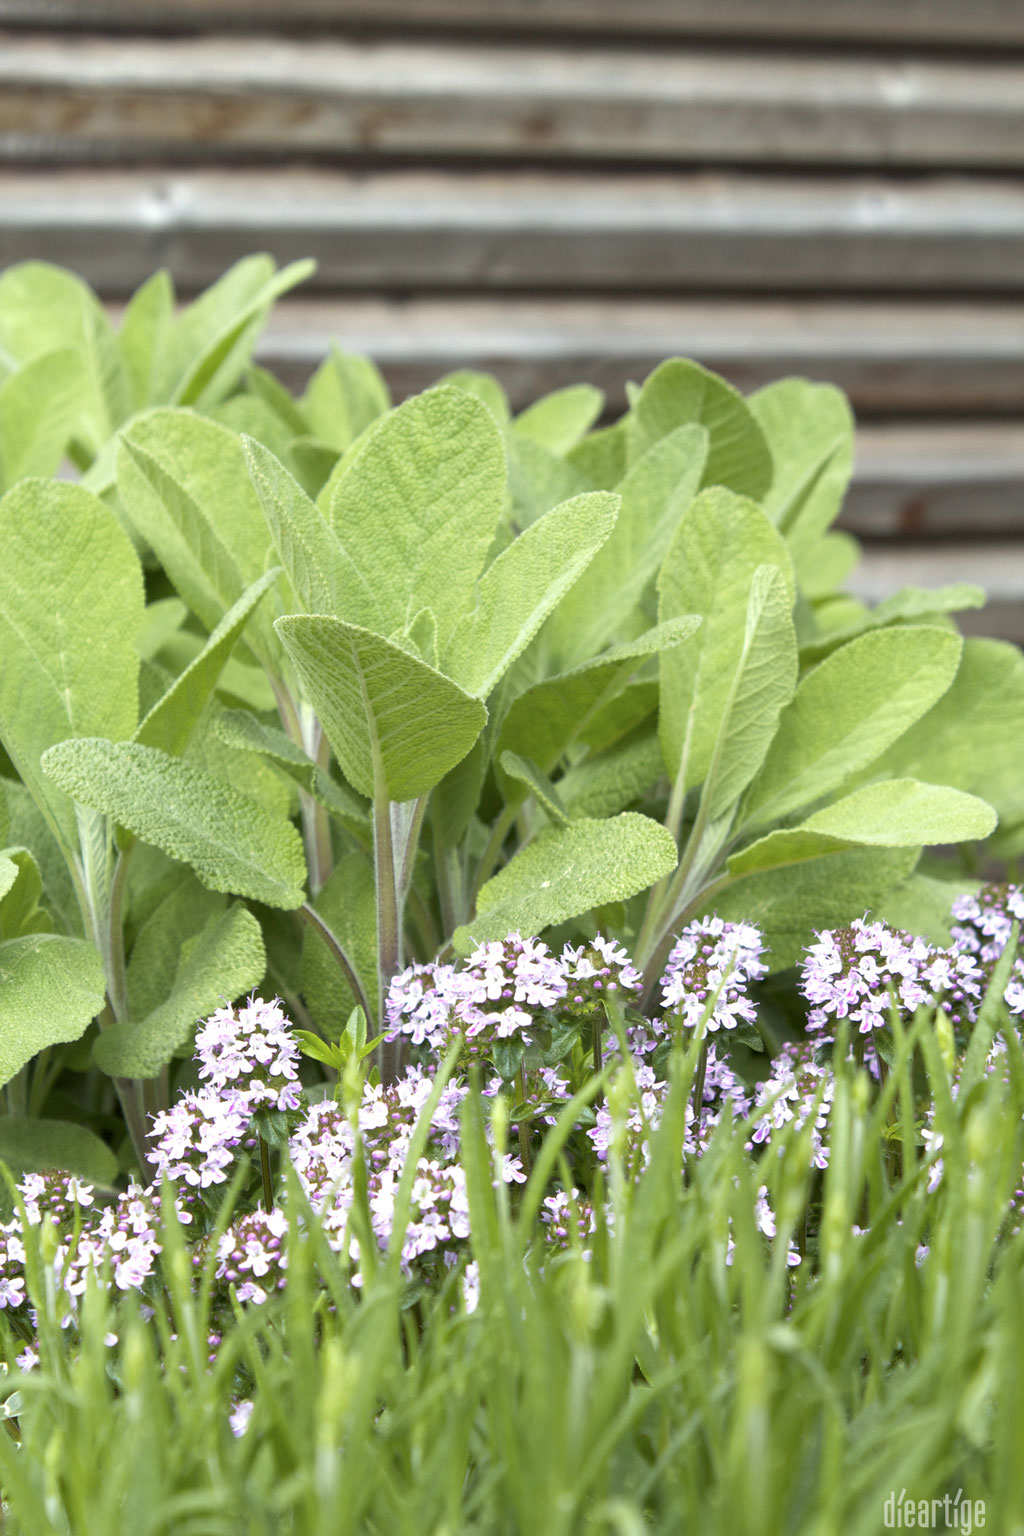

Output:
xmin=1 ymin=1 xmax=1022 ymax=636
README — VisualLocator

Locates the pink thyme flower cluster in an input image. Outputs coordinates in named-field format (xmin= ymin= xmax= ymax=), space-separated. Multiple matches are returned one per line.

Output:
xmin=215 ymin=1207 xmax=289 ymax=1305
xmin=659 ymin=917 xmax=767 ymax=1033
xmin=287 ymin=1067 xmax=521 ymax=1283
xmin=0 ymin=1173 xmax=170 ymax=1328
xmin=800 ymin=918 xmax=982 ymax=1046
xmin=194 ymin=995 xmax=303 ymax=1112
xmin=385 ymin=932 xmax=642 ymax=1068
xmin=749 ymin=1041 xmax=834 ymax=1170
xmin=148 ymin=1090 xmax=254 ymax=1192
xmin=950 ymin=883 xmax=1024 ymax=1019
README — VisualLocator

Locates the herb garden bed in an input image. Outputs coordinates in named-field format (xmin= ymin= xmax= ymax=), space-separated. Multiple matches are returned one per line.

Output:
xmin=0 ymin=255 xmax=1021 ymax=1533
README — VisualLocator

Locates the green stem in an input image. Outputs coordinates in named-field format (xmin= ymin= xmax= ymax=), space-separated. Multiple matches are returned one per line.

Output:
xmin=471 ymin=802 xmax=518 ymax=910
xmin=374 ymin=793 xmax=402 ymax=1084
xmin=516 ymin=1063 xmax=532 ymax=1178
xmin=298 ymin=903 xmax=373 ymax=1024
xmin=259 ymin=1136 xmax=275 ymax=1213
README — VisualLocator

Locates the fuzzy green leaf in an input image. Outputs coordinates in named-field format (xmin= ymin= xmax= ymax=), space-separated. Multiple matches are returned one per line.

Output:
xmin=327 ymin=385 xmax=506 ymax=649
xmin=749 ymin=379 xmax=854 ymax=561
xmin=135 ymin=568 xmax=281 ymax=757
xmin=42 ymin=739 xmax=307 ymax=908
xmin=708 ymin=845 xmax=920 ymax=972
xmin=512 ymin=385 xmax=604 ymax=455
xmin=444 ymin=492 xmax=619 ymax=698
xmin=863 ymin=638 xmax=1024 ymax=843
xmin=454 ymin=813 xmax=678 ymax=953
xmin=730 ymin=780 xmax=997 ymax=878
xmin=276 ymin=615 xmax=486 ymax=802
xmin=497 ymin=620 xmax=700 ymax=801
xmin=117 ymin=269 xmax=175 ymax=413
xmin=161 ymin=256 xmax=314 ymax=411
xmin=0 ymin=348 xmax=90 ymax=491
xmin=0 ymin=1118 xmax=118 ymax=1187
xmin=0 ymin=480 xmax=144 ymax=849
xmin=559 ymin=734 xmax=664 ymax=822
xmin=301 ymin=345 xmax=391 ymax=454
xmin=628 ymin=358 xmax=772 ymax=499
xmin=215 ymin=709 xmax=370 ymax=831
xmin=0 ymin=848 xmax=50 ymax=940
xmin=658 ymin=488 xmax=795 ymax=804
xmin=117 ymin=411 xmax=284 ymax=664
xmin=94 ymin=903 xmax=265 ymax=1078
xmin=0 ymin=934 xmax=106 ymax=1087
xmin=498 ymin=753 xmax=571 ymax=827
xmin=506 ymin=434 xmax=595 ymax=528
xmin=800 ymin=583 xmax=985 ymax=663
xmin=125 ymin=871 xmax=226 ymax=1026
xmin=744 ymin=626 xmax=963 ymax=829
xmin=545 ymin=424 xmax=708 ymax=669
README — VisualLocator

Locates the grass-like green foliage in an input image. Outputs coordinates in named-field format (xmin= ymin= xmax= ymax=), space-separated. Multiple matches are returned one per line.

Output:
xmin=1 ymin=255 xmax=1023 ymax=1196
xmin=1 ymin=1008 xmax=1022 ymax=1536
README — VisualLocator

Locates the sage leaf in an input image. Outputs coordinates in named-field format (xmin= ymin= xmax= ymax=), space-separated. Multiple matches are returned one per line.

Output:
xmin=0 ymin=479 xmax=144 ymax=849
xmin=0 ymin=934 xmax=106 ymax=1088
xmin=628 ymin=358 xmax=772 ymax=499
xmin=276 ymin=615 xmax=486 ymax=802
xmin=744 ymin=625 xmax=963 ymax=828
xmin=94 ymin=903 xmax=266 ymax=1079
xmin=444 ymin=491 xmax=620 ymax=698
xmin=41 ymin=739 xmax=307 ymax=909
xmin=454 ymin=813 xmax=678 ymax=953
xmin=0 ymin=1118 xmax=118 ymax=1188
xmin=327 ymin=385 xmax=507 ymax=649
xmin=658 ymin=487 xmax=795 ymax=806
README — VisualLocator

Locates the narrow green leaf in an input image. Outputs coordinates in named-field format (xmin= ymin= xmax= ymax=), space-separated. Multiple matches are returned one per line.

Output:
xmin=276 ymin=615 xmax=486 ymax=802
xmin=41 ymin=739 xmax=307 ymax=909
xmin=215 ymin=709 xmax=370 ymax=832
xmin=125 ymin=871 xmax=225 ymax=1026
xmin=497 ymin=620 xmax=700 ymax=799
xmin=628 ymin=358 xmax=772 ymax=499
xmin=0 ymin=479 xmax=144 ymax=848
xmin=800 ymin=583 xmax=986 ymax=663
xmin=744 ymin=626 xmax=963 ymax=829
xmin=454 ymin=813 xmax=678 ymax=953
xmin=117 ymin=268 xmax=175 ymax=412
xmin=507 ymin=433 xmax=595 ymax=528
xmin=93 ymin=903 xmax=265 ymax=1078
xmin=498 ymin=753 xmax=571 ymax=827
xmin=749 ymin=379 xmax=854 ymax=559
xmin=559 ymin=733 xmax=665 ymax=822
xmin=863 ymin=638 xmax=1024 ymax=839
xmin=162 ymin=256 xmax=315 ymax=410
xmin=545 ymin=424 xmax=708 ymax=669
xmin=243 ymin=435 xmax=363 ymax=617
xmin=0 ymin=934 xmax=106 ymax=1087
xmin=730 ymin=780 xmax=997 ymax=877
xmin=301 ymin=344 xmax=391 ymax=453
xmin=0 ymin=848 xmax=51 ymax=939
xmin=135 ymin=568 xmax=281 ymax=757
xmin=512 ymin=385 xmax=604 ymax=454
xmin=0 ymin=348 xmax=90 ymax=491
xmin=0 ymin=1118 xmax=118 ymax=1187
xmin=658 ymin=488 xmax=795 ymax=800
xmin=444 ymin=491 xmax=619 ymax=698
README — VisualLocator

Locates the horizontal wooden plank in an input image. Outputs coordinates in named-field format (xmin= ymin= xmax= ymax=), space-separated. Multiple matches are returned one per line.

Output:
xmin=5 ymin=168 xmax=1024 ymax=295
xmin=3 ymin=1 xmax=1024 ymax=48
xmin=844 ymin=423 xmax=1024 ymax=538
xmin=4 ymin=36 xmax=1024 ymax=168
xmin=255 ymin=296 xmax=1024 ymax=414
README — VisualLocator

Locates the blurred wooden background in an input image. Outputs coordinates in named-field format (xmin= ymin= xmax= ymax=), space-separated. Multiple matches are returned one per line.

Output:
xmin=1 ymin=1 xmax=1022 ymax=637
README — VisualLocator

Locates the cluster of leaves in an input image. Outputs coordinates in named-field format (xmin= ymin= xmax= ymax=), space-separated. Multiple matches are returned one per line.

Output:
xmin=0 ymin=255 xmax=1022 ymax=1181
